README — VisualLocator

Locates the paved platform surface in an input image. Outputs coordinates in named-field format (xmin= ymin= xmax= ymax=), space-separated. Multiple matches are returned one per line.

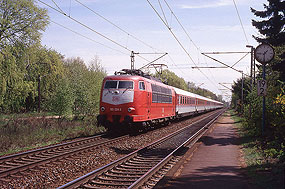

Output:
xmin=156 ymin=113 xmax=248 ymax=189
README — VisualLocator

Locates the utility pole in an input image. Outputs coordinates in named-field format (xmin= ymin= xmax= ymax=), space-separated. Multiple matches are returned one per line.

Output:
xmin=246 ymin=45 xmax=254 ymax=117
xmin=241 ymin=71 xmax=244 ymax=112
xmin=38 ymin=75 xmax=41 ymax=112
xmin=246 ymin=45 xmax=254 ymax=90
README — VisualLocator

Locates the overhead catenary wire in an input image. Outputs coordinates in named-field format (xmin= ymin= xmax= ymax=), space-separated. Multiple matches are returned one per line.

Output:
xmin=38 ymin=0 xmax=154 ymax=65
xmin=74 ymin=0 xmax=161 ymax=52
xmin=41 ymin=1 xmax=196 ymax=79
xmin=51 ymin=0 xmax=64 ymax=14
xmin=163 ymin=0 xmax=200 ymax=51
xmin=146 ymin=0 xmax=220 ymax=91
xmin=50 ymin=20 xmax=129 ymax=55
xmin=72 ymin=0 xmax=192 ymax=77
xmin=158 ymin=0 xmax=169 ymax=27
xmin=232 ymin=0 xmax=249 ymax=44
xmin=38 ymin=0 xmax=131 ymax=52
xmin=163 ymin=0 xmax=220 ymax=88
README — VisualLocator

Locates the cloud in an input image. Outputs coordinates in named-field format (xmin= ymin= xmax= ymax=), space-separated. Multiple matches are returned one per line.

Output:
xmin=179 ymin=0 xmax=259 ymax=9
xmin=180 ymin=0 xmax=232 ymax=9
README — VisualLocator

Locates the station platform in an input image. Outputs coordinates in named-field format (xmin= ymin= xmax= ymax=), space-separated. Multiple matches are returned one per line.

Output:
xmin=155 ymin=112 xmax=248 ymax=189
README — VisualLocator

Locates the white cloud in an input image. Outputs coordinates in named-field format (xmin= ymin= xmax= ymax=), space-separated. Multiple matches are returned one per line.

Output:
xmin=180 ymin=0 xmax=232 ymax=9
xmin=179 ymin=0 xmax=256 ymax=9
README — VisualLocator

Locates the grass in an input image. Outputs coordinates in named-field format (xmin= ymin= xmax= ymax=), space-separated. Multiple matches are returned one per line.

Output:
xmin=0 ymin=111 xmax=56 ymax=120
xmin=229 ymin=109 xmax=284 ymax=189
xmin=0 ymin=115 xmax=106 ymax=156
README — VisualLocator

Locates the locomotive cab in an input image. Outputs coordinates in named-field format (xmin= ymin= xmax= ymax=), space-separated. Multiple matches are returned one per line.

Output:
xmin=97 ymin=75 xmax=149 ymax=130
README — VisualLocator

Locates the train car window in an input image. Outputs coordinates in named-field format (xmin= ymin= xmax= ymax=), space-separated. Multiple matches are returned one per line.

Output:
xmin=152 ymin=93 xmax=157 ymax=102
xmin=151 ymin=84 xmax=172 ymax=103
xmin=139 ymin=81 xmax=145 ymax=90
xmin=104 ymin=80 xmax=117 ymax=89
xmin=151 ymin=84 xmax=156 ymax=92
xmin=118 ymin=81 xmax=133 ymax=89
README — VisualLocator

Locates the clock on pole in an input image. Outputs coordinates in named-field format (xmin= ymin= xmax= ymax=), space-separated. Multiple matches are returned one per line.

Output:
xmin=254 ymin=43 xmax=275 ymax=136
xmin=254 ymin=43 xmax=274 ymax=64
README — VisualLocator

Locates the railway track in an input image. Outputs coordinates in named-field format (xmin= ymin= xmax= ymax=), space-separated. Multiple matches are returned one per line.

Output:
xmin=59 ymin=109 xmax=225 ymax=188
xmin=0 ymin=133 xmax=129 ymax=179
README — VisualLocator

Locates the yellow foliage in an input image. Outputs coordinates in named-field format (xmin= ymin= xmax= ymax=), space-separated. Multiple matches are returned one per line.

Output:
xmin=275 ymin=94 xmax=285 ymax=105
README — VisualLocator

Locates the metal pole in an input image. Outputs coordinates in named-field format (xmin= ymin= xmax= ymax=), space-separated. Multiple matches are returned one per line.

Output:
xmin=250 ymin=47 xmax=253 ymax=89
xmin=262 ymin=64 xmax=266 ymax=135
xmin=253 ymin=57 xmax=256 ymax=84
xmin=249 ymin=47 xmax=253 ymax=117
xmin=241 ymin=72 xmax=244 ymax=112
xmin=38 ymin=75 xmax=41 ymax=113
xmin=130 ymin=51 xmax=134 ymax=70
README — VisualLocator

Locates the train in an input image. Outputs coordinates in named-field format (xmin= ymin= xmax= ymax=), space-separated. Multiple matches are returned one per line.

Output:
xmin=97 ymin=69 xmax=223 ymax=132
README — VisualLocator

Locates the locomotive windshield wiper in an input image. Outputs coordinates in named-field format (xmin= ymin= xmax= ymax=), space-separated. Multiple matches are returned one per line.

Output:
xmin=122 ymin=86 xmax=132 ymax=94
xmin=104 ymin=88 xmax=112 ymax=96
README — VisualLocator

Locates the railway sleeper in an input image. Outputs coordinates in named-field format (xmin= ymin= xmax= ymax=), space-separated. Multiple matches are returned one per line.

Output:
xmin=81 ymin=184 xmax=102 ymax=189
xmin=13 ymin=159 xmax=33 ymax=164
xmin=104 ymin=171 xmax=141 ymax=179
xmin=124 ymin=162 xmax=155 ymax=167
xmin=140 ymin=153 xmax=167 ymax=158
xmin=133 ymin=155 xmax=162 ymax=161
xmin=89 ymin=179 xmax=133 ymax=186
xmin=119 ymin=164 xmax=151 ymax=170
xmin=97 ymin=175 xmax=138 ymax=182
xmin=127 ymin=160 xmax=160 ymax=166
xmin=110 ymin=169 xmax=145 ymax=175
xmin=149 ymin=176 xmax=161 ymax=182
xmin=0 ymin=164 xmax=14 ymax=169
xmin=26 ymin=155 xmax=44 ymax=160
xmin=114 ymin=166 xmax=147 ymax=173
xmin=132 ymin=156 xmax=161 ymax=161
xmin=3 ymin=161 xmax=22 ymax=167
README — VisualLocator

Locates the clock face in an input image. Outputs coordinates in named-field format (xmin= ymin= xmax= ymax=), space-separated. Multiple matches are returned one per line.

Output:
xmin=254 ymin=43 xmax=274 ymax=64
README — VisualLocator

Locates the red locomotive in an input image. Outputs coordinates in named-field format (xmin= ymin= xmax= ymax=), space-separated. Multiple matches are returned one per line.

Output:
xmin=97 ymin=69 xmax=223 ymax=132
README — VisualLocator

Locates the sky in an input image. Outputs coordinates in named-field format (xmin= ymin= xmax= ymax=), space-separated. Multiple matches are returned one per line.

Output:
xmin=38 ymin=0 xmax=268 ymax=102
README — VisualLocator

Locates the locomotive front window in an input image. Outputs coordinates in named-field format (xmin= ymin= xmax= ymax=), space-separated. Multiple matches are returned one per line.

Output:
xmin=118 ymin=81 xmax=133 ymax=89
xmin=104 ymin=81 xmax=117 ymax=89
xmin=104 ymin=80 xmax=133 ymax=89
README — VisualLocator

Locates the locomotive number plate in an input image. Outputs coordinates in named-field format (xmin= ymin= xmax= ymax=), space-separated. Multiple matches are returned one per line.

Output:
xmin=110 ymin=108 xmax=122 ymax=112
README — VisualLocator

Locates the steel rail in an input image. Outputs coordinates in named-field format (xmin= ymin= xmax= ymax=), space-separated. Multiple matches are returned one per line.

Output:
xmin=0 ymin=133 xmax=105 ymax=162
xmin=58 ymin=109 xmax=224 ymax=188
xmin=0 ymin=134 xmax=128 ymax=178
xmin=129 ymin=109 xmax=224 ymax=188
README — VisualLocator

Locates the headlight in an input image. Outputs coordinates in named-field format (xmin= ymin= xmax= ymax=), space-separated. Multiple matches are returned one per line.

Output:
xmin=101 ymin=107 xmax=105 ymax=112
xmin=128 ymin=107 xmax=135 ymax=112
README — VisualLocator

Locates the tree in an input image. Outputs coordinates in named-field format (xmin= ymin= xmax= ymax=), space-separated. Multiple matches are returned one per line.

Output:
xmin=157 ymin=69 xmax=188 ymax=90
xmin=25 ymin=46 xmax=65 ymax=112
xmin=0 ymin=0 xmax=49 ymax=49
xmin=0 ymin=0 xmax=50 ymax=113
xmin=231 ymin=76 xmax=251 ymax=113
xmin=62 ymin=57 xmax=106 ymax=117
xmin=251 ymin=0 xmax=285 ymax=46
